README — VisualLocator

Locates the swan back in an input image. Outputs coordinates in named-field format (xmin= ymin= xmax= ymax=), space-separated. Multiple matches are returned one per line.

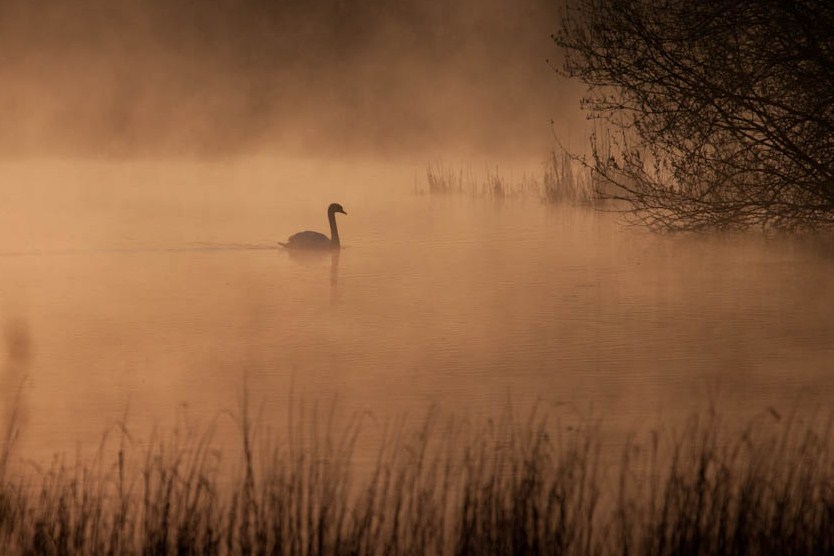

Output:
xmin=283 ymin=230 xmax=332 ymax=249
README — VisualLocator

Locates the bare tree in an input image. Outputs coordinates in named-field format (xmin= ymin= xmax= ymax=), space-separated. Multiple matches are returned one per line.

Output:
xmin=555 ymin=0 xmax=834 ymax=231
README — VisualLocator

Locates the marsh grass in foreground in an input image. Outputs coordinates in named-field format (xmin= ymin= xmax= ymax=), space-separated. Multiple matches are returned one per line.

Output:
xmin=1 ymin=402 xmax=833 ymax=555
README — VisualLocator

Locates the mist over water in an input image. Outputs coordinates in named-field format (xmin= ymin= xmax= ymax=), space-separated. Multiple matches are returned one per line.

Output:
xmin=0 ymin=157 xmax=833 ymax=463
xmin=0 ymin=0 xmax=832 ymax=469
xmin=0 ymin=0 xmax=578 ymax=157
xmin=2 ymin=4 xmax=833 ymax=553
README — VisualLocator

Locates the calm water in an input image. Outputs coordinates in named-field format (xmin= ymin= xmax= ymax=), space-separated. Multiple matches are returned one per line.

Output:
xmin=1 ymin=158 xmax=833 ymax=460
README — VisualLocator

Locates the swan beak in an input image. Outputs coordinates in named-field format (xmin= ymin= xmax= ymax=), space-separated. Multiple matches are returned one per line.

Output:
xmin=340 ymin=209 xmax=347 ymax=215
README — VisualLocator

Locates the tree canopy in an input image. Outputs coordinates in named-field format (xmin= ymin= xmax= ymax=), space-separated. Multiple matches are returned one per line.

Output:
xmin=555 ymin=0 xmax=834 ymax=230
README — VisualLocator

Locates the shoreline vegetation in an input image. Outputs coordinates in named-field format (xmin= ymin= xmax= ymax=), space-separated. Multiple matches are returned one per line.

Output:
xmin=1 ymin=401 xmax=832 ymax=555
xmin=555 ymin=0 xmax=834 ymax=231
xmin=418 ymin=151 xmax=608 ymax=205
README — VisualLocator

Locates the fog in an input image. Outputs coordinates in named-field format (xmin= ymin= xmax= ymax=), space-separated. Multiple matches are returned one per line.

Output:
xmin=3 ymin=3 xmax=834 ymax=552
xmin=0 ymin=156 xmax=831 ymax=466
xmin=2 ymin=0 xmax=833 ymax=457
xmin=0 ymin=0 xmax=583 ymax=158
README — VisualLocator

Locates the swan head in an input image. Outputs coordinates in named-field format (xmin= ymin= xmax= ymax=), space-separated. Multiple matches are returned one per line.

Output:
xmin=328 ymin=203 xmax=347 ymax=216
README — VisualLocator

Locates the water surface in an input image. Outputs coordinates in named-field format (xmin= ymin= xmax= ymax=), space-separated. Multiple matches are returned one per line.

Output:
xmin=1 ymin=158 xmax=833 ymax=460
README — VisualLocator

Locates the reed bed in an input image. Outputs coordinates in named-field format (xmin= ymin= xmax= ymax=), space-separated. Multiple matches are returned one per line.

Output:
xmin=420 ymin=152 xmax=602 ymax=205
xmin=421 ymin=163 xmax=540 ymax=199
xmin=0 ymin=402 xmax=832 ymax=555
xmin=541 ymin=151 xmax=600 ymax=205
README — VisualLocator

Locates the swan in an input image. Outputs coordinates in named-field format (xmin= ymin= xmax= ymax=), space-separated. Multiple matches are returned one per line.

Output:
xmin=280 ymin=203 xmax=347 ymax=250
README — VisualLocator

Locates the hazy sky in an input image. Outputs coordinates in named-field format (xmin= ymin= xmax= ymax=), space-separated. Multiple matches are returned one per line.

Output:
xmin=0 ymin=0 xmax=583 ymax=158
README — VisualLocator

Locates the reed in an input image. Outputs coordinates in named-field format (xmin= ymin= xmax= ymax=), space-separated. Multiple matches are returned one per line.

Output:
xmin=421 ymin=163 xmax=540 ymax=200
xmin=421 ymin=153 xmax=602 ymax=205
xmin=541 ymin=150 xmax=599 ymax=205
xmin=0 ymin=401 xmax=832 ymax=555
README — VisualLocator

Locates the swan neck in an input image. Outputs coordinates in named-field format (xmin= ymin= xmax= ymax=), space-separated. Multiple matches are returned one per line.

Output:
xmin=329 ymin=210 xmax=340 ymax=247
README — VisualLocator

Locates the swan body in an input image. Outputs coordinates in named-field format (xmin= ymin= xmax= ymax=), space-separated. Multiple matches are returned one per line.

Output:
xmin=281 ymin=203 xmax=346 ymax=250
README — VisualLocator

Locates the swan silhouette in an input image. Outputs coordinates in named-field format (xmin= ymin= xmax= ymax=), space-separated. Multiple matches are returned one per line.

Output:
xmin=280 ymin=203 xmax=347 ymax=250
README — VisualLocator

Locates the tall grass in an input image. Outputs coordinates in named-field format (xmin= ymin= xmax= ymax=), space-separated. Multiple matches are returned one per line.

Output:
xmin=541 ymin=151 xmax=599 ymax=205
xmin=0 ymin=401 xmax=832 ymax=555
xmin=420 ymin=152 xmax=603 ymax=205
xmin=421 ymin=163 xmax=540 ymax=199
